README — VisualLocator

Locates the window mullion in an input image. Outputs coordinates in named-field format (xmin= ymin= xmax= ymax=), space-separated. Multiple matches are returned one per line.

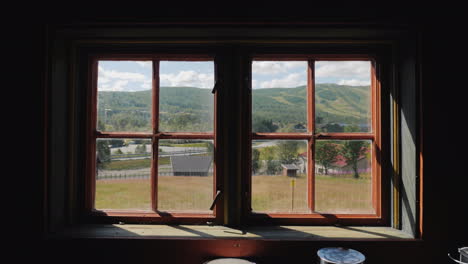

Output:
xmin=308 ymin=59 xmax=316 ymax=212
xmin=151 ymin=59 xmax=159 ymax=212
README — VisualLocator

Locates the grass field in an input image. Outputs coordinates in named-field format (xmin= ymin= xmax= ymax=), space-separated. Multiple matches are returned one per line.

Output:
xmin=100 ymin=157 xmax=170 ymax=171
xmin=95 ymin=174 xmax=373 ymax=213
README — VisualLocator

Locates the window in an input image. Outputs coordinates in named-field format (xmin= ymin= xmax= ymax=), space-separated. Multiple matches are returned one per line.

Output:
xmin=83 ymin=51 xmax=386 ymax=226
xmin=86 ymin=55 xmax=221 ymax=223
xmin=247 ymin=55 xmax=383 ymax=225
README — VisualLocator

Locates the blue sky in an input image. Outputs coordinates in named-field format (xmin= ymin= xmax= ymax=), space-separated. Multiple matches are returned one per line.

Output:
xmin=97 ymin=60 xmax=370 ymax=91
xmin=252 ymin=61 xmax=371 ymax=89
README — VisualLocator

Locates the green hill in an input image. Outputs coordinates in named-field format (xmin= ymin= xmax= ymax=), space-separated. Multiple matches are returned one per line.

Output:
xmin=97 ymin=84 xmax=370 ymax=132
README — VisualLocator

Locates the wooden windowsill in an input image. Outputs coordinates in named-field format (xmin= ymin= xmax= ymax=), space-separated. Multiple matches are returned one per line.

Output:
xmin=51 ymin=224 xmax=416 ymax=241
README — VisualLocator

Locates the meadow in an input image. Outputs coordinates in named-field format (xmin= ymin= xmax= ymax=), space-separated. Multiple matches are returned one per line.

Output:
xmin=95 ymin=173 xmax=373 ymax=214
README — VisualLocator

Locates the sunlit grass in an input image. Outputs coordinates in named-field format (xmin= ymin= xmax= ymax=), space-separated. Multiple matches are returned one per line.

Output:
xmin=158 ymin=176 xmax=213 ymax=211
xmin=95 ymin=179 xmax=151 ymax=210
xmin=99 ymin=157 xmax=169 ymax=171
xmin=96 ymin=174 xmax=373 ymax=213
xmin=252 ymin=174 xmax=309 ymax=213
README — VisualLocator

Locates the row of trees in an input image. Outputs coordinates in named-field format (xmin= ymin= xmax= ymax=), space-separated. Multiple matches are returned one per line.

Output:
xmin=98 ymin=111 xmax=214 ymax=132
xmin=98 ymin=140 xmax=367 ymax=178
xmin=316 ymin=140 xmax=368 ymax=178
xmin=96 ymin=141 xmax=149 ymax=167
xmin=96 ymin=140 xmax=214 ymax=169
xmin=252 ymin=141 xmax=304 ymax=175
xmin=253 ymin=138 xmax=369 ymax=179
xmin=97 ymin=112 xmax=367 ymax=135
xmin=252 ymin=117 xmax=369 ymax=134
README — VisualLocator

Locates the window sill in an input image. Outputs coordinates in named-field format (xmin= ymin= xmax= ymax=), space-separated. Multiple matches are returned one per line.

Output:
xmin=50 ymin=224 xmax=416 ymax=241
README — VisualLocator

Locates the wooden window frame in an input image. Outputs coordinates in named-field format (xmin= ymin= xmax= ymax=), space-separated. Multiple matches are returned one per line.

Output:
xmin=84 ymin=54 xmax=223 ymax=224
xmin=82 ymin=51 xmax=387 ymax=226
xmin=245 ymin=54 xmax=386 ymax=225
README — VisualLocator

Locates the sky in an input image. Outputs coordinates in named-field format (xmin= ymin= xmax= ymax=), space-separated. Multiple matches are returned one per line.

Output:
xmin=252 ymin=61 xmax=371 ymax=89
xmin=97 ymin=60 xmax=370 ymax=91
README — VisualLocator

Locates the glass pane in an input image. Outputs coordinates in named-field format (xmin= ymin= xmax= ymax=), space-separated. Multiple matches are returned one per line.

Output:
xmin=252 ymin=61 xmax=308 ymax=133
xmin=95 ymin=138 xmax=152 ymax=210
xmin=315 ymin=61 xmax=372 ymax=133
xmin=252 ymin=140 xmax=309 ymax=213
xmin=158 ymin=139 xmax=214 ymax=211
xmin=97 ymin=61 xmax=152 ymax=132
xmin=159 ymin=61 xmax=214 ymax=132
xmin=314 ymin=140 xmax=374 ymax=214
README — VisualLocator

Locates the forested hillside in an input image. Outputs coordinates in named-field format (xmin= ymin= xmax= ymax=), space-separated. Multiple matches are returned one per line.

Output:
xmin=97 ymin=84 xmax=370 ymax=132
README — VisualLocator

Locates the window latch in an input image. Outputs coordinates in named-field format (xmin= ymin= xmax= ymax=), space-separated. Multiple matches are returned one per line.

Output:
xmin=209 ymin=190 xmax=223 ymax=210
xmin=212 ymin=81 xmax=221 ymax=94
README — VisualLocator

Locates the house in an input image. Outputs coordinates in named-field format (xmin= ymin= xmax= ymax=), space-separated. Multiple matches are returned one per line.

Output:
xmin=298 ymin=152 xmax=307 ymax=174
xmin=315 ymin=155 xmax=371 ymax=175
xmin=281 ymin=164 xmax=300 ymax=177
xmin=170 ymin=155 xmax=212 ymax=176
xmin=315 ymin=154 xmax=370 ymax=176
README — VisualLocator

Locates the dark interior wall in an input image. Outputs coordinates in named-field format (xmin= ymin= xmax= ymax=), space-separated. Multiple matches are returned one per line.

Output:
xmin=15 ymin=3 xmax=466 ymax=264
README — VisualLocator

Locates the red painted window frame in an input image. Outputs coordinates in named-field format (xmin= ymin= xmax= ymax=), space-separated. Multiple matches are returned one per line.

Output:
xmin=84 ymin=54 xmax=223 ymax=224
xmin=244 ymin=54 xmax=386 ymax=225
xmin=83 ymin=53 xmax=387 ymax=226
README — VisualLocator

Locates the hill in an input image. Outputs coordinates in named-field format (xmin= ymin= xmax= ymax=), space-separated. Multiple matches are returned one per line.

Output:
xmin=97 ymin=84 xmax=370 ymax=132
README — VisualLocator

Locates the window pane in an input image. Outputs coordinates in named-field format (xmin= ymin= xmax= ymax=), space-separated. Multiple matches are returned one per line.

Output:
xmin=252 ymin=140 xmax=309 ymax=213
xmin=97 ymin=61 xmax=152 ymax=132
xmin=95 ymin=138 xmax=152 ymax=210
xmin=315 ymin=61 xmax=372 ymax=133
xmin=158 ymin=139 xmax=214 ymax=212
xmin=314 ymin=140 xmax=374 ymax=214
xmin=252 ymin=61 xmax=308 ymax=133
xmin=159 ymin=61 xmax=214 ymax=132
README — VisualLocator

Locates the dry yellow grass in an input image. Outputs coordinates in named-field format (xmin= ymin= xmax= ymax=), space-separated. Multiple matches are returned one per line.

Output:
xmin=95 ymin=179 xmax=151 ymax=210
xmin=96 ymin=174 xmax=373 ymax=213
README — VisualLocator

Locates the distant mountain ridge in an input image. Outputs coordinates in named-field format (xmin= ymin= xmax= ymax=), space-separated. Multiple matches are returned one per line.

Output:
xmin=97 ymin=84 xmax=370 ymax=129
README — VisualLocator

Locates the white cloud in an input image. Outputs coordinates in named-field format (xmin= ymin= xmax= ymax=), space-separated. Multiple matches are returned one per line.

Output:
xmin=258 ymin=73 xmax=306 ymax=88
xmin=252 ymin=79 xmax=259 ymax=89
xmin=135 ymin=61 xmax=152 ymax=68
xmin=99 ymin=77 xmax=110 ymax=84
xmin=283 ymin=61 xmax=307 ymax=69
xmin=101 ymin=70 xmax=146 ymax=82
xmin=160 ymin=70 xmax=214 ymax=88
xmin=141 ymin=80 xmax=152 ymax=89
xmin=252 ymin=61 xmax=307 ymax=75
xmin=102 ymin=80 xmax=129 ymax=91
xmin=98 ymin=65 xmax=152 ymax=91
xmin=337 ymin=79 xmax=371 ymax=86
xmin=315 ymin=61 xmax=370 ymax=79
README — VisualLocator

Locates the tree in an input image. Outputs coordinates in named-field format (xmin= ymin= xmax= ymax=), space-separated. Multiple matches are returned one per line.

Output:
xmin=109 ymin=111 xmax=149 ymax=131
xmin=260 ymin=146 xmax=281 ymax=175
xmin=344 ymin=124 xmax=360 ymax=133
xmin=96 ymin=140 xmax=110 ymax=169
xmin=323 ymin=123 xmax=344 ymax=132
xmin=315 ymin=141 xmax=340 ymax=175
xmin=252 ymin=117 xmax=278 ymax=132
xmin=316 ymin=115 xmax=324 ymax=124
xmin=97 ymin=120 xmax=105 ymax=131
xmin=113 ymin=149 xmax=123 ymax=155
xmin=135 ymin=143 xmax=147 ymax=154
xmin=266 ymin=160 xmax=281 ymax=175
xmin=109 ymin=139 xmax=125 ymax=148
xmin=277 ymin=141 xmax=299 ymax=164
xmin=205 ymin=141 xmax=214 ymax=154
xmin=342 ymin=141 xmax=367 ymax=178
xmin=252 ymin=148 xmax=260 ymax=174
